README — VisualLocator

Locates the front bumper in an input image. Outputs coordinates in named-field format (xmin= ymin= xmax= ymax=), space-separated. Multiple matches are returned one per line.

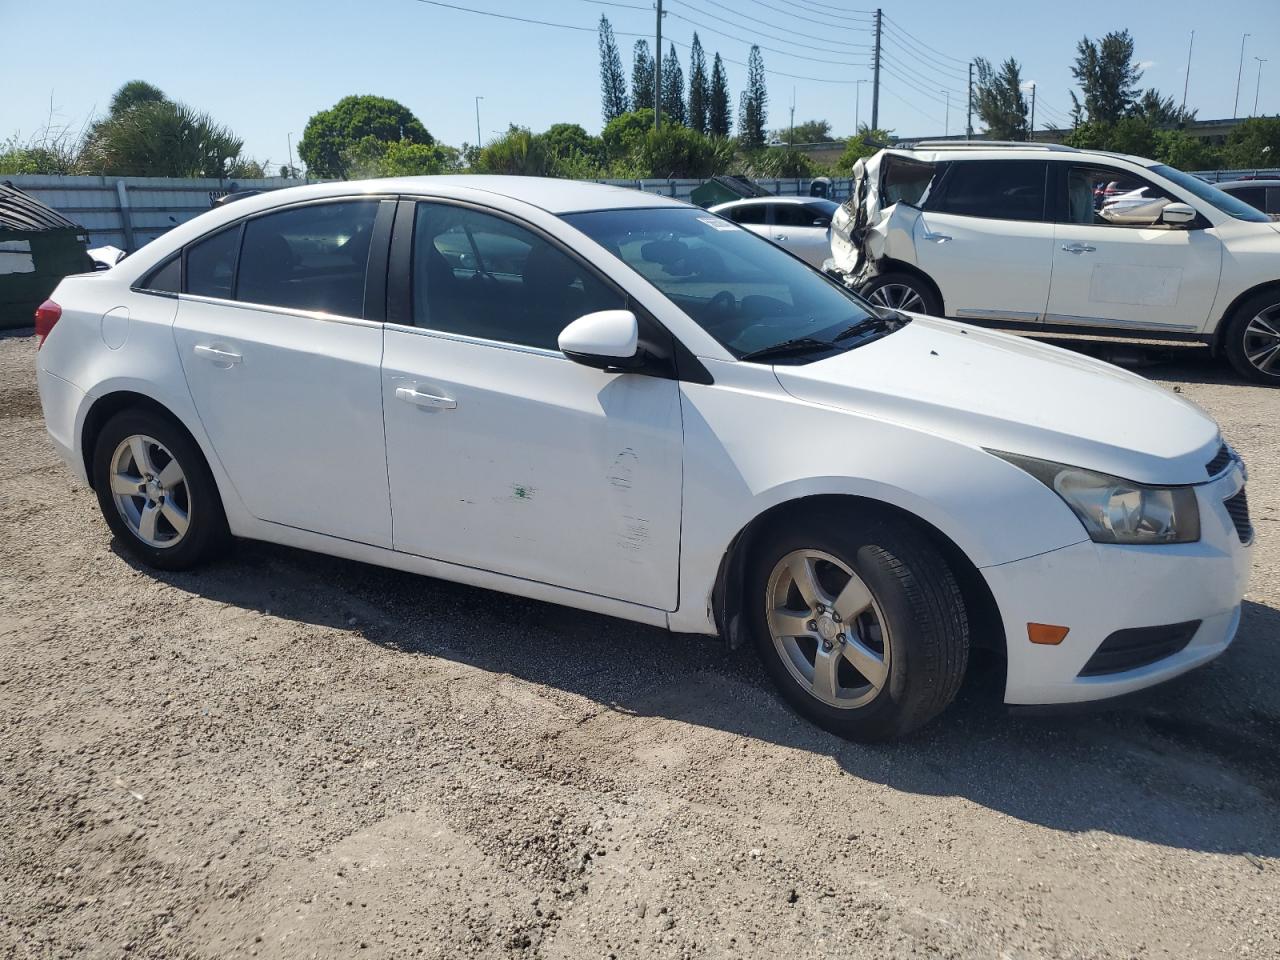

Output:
xmin=984 ymin=464 xmax=1252 ymax=705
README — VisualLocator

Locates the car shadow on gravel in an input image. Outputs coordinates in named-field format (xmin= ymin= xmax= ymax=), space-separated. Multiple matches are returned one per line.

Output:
xmin=115 ymin=534 xmax=1280 ymax=861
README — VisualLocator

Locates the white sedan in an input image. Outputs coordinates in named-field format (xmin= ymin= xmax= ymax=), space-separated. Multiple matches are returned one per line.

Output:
xmin=709 ymin=196 xmax=838 ymax=268
xmin=35 ymin=177 xmax=1251 ymax=740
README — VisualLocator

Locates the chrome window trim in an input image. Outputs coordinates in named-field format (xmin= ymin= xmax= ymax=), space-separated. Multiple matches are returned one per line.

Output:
xmin=176 ymin=292 xmax=381 ymax=329
xmin=383 ymin=318 xmax=568 ymax=361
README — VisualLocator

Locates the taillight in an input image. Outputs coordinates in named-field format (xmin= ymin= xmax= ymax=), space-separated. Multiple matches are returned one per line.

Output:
xmin=34 ymin=299 xmax=61 ymax=348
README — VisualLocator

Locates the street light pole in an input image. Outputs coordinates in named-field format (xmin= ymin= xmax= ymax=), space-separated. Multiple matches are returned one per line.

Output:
xmin=286 ymin=132 xmax=295 ymax=180
xmin=942 ymin=90 xmax=949 ymax=137
xmin=474 ymin=96 xmax=484 ymax=147
xmin=1181 ymin=30 xmax=1194 ymax=116
xmin=1233 ymin=33 xmax=1250 ymax=118
xmin=1255 ymin=58 xmax=1268 ymax=117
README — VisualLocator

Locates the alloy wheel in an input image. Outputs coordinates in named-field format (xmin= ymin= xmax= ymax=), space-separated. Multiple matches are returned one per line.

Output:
xmin=765 ymin=549 xmax=891 ymax=710
xmin=1243 ymin=305 xmax=1280 ymax=377
xmin=867 ymin=283 xmax=925 ymax=313
xmin=108 ymin=434 xmax=191 ymax=548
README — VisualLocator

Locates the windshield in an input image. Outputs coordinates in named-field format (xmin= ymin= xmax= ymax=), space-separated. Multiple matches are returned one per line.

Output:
xmin=1151 ymin=164 xmax=1272 ymax=223
xmin=564 ymin=206 xmax=881 ymax=358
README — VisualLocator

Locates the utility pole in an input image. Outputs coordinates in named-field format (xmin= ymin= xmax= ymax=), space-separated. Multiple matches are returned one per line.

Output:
xmin=854 ymin=79 xmax=865 ymax=133
xmin=1255 ymin=57 xmax=1268 ymax=117
xmin=789 ymin=87 xmax=796 ymax=147
xmin=942 ymin=90 xmax=950 ymax=137
xmin=474 ymin=96 xmax=484 ymax=148
xmin=286 ymin=132 xmax=295 ymax=179
xmin=1028 ymin=83 xmax=1035 ymax=141
xmin=1181 ymin=31 xmax=1194 ymax=116
xmin=966 ymin=62 xmax=974 ymax=137
xmin=871 ymin=8 xmax=881 ymax=131
xmin=654 ymin=0 xmax=663 ymax=130
xmin=1233 ymin=33 xmax=1251 ymax=118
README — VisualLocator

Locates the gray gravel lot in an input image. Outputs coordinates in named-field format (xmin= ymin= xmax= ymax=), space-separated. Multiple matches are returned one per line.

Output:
xmin=1 ymin=331 xmax=1277 ymax=960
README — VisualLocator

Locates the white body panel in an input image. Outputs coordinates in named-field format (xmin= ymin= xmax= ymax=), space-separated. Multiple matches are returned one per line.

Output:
xmin=35 ymin=175 xmax=1253 ymax=713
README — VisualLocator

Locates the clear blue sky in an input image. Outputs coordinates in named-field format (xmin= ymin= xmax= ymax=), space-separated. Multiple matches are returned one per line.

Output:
xmin=2 ymin=0 xmax=1276 ymax=171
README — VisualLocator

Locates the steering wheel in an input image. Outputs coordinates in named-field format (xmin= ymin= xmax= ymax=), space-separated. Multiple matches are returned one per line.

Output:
xmin=706 ymin=289 xmax=736 ymax=326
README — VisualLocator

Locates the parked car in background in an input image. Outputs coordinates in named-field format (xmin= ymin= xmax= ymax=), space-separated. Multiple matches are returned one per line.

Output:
xmin=828 ymin=143 xmax=1280 ymax=384
xmin=1215 ymin=179 xmax=1280 ymax=220
xmin=36 ymin=177 xmax=1252 ymax=741
xmin=710 ymin=196 xmax=838 ymax=268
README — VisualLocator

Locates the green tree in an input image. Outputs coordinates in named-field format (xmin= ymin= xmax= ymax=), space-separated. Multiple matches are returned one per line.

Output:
xmin=474 ymin=125 xmax=554 ymax=176
xmin=598 ymin=16 xmax=629 ymax=124
xmin=1071 ymin=30 xmax=1143 ymax=124
xmin=661 ymin=42 xmax=686 ymax=126
xmin=1105 ymin=115 xmax=1157 ymax=157
xmin=836 ymin=125 xmax=893 ymax=170
xmin=108 ymin=80 xmax=167 ymax=117
xmin=1153 ymin=129 xmax=1219 ymax=170
xmin=738 ymin=45 xmax=768 ymax=149
xmin=772 ymin=119 xmax=832 ymax=144
xmin=1130 ymin=88 xmax=1196 ymax=125
xmin=708 ymin=53 xmax=732 ymax=137
xmin=298 ymin=95 xmax=432 ymax=179
xmin=974 ymin=57 xmax=1029 ymax=140
xmin=80 ymin=100 xmax=245 ymax=177
xmin=633 ymin=125 xmax=721 ymax=178
xmin=1222 ymin=116 xmax=1280 ymax=169
xmin=688 ymin=34 xmax=710 ymax=134
xmin=631 ymin=40 xmax=655 ymax=112
xmin=344 ymin=137 xmax=460 ymax=178
xmin=540 ymin=122 xmax=607 ymax=176
xmin=602 ymin=108 xmax=655 ymax=161
xmin=747 ymin=148 xmax=814 ymax=178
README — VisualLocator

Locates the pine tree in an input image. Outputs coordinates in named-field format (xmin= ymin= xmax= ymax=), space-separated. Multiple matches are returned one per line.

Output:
xmin=738 ymin=45 xmax=768 ymax=149
xmin=1071 ymin=30 xmax=1143 ymax=124
xmin=631 ymin=40 xmax=655 ymax=112
xmin=597 ymin=16 xmax=629 ymax=124
xmin=688 ymin=34 xmax=710 ymax=134
xmin=974 ymin=57 xmax=1028 ymax=140
xmin=661 ymin=42 xmax=686 ymax=125
xmin=708 ymin=53 xmax=731 ymax=136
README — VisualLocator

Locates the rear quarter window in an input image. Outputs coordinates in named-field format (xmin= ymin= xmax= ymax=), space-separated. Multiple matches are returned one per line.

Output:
xmin=929 ymin=160 xmax=1049 ymax=222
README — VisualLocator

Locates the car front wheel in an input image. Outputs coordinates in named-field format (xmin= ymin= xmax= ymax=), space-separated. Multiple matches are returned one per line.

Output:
xmin=860 ymin=272 xmax=942 ymax=316
xmin=748 ymin=512 xmax=969 ymax=741
xmin=1224 ymin=289 xmax=1280 ymax=385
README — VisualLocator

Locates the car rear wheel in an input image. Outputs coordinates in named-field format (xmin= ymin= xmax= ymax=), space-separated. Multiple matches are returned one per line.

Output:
xmin=748 ymin=512 xmax=969 ymax=741
xmin=91 ymin=409 xmax=229 ymax=570
xmin=861 ymin=272 xmax=941 ymax=316
xmin=1224 ymin=290 xmax=1280 ymax=385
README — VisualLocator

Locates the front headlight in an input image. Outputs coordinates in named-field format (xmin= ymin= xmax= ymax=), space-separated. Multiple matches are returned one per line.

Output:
xmin=992 ymin=451 xmax=1200 ymax=545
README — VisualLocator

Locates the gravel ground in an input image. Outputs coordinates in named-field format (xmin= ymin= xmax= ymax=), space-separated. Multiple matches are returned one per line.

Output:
xmin=1 ymin=330 xmax=1277 ymax=960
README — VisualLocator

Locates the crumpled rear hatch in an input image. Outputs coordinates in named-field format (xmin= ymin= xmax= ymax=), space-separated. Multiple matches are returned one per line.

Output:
xmin=829 ymin=151 xmax=938 ymax=276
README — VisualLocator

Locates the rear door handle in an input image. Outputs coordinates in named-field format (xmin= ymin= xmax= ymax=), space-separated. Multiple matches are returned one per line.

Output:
xmin=1061 ymin=243 xmax=1097 ymax=254
xmin=923 ymin=232 xmax=952 ymax=243
xmin=395 ymin=385 xmax=457 ymax=410
xmin=193 ymin=344 xmax=242 ymax=365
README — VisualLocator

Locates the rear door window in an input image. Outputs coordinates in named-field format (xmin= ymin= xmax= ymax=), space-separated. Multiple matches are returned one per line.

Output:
xmin=184 ymin=226 xmax=241 ymax=299
xmin=235 ymin=200 xmax=380 ymax=317
xmin=773 ymin=204 xmax=820 ymax=228
xmin=930 ymin=160 xmax=1049 ymax=222
xmin=728 ymin=204 xmax=768 ymax=225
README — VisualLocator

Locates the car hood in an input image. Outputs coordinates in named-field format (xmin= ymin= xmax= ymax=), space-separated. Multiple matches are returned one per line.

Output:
xmin=772 ymin=317 xmax=1221 ymax=485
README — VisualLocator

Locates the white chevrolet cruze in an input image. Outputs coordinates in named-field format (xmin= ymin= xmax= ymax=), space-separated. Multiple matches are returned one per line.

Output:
xmin=35 ymin=177 xmax=1252 ymax=741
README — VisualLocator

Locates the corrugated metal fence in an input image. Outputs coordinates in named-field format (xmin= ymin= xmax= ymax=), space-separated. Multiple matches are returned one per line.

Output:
xmin=5 ymin=168 xmax=1274 ymax=255
xmin=4 ymin=174 xmax=854 ymax=253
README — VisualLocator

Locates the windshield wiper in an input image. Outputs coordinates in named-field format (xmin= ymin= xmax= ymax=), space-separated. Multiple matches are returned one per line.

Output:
xmin=832 ymin=312 xmax=908 ymax=342
xmin=738 ymin=336 xmax=836 ymax=363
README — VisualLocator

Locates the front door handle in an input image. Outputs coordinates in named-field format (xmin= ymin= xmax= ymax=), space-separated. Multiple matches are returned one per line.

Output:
xmin=774 ymin=234 xmax=788 ymax=240
xmin=923 ymin=232 xmax=953 ymax=243
xmin=395 ymin=385 xmax=457 ymax=410
xmin=193 ymin=344 xmax=242 ymax=365
xmin=1061 ymin=243 xmax=1097 ymax=254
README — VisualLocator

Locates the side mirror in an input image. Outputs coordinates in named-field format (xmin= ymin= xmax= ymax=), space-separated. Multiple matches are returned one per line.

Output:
xmin=558 ymin=309 xmax=641 ymax=370
xmin=1161 ymin=202 xmax=1197 ymax=226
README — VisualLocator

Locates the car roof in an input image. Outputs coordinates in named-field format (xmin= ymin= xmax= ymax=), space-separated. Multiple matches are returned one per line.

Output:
xmin=714 ymin=196 xmax=816 ymax=205
xmin=881 ymin=146 xmax=1156 ymax=167
xmin=1216 ymin=179 xmax=1280 ymax=188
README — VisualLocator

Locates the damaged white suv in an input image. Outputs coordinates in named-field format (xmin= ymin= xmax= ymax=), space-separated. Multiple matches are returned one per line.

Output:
xmin=828 ymin=143 xmax=1280 ymax=384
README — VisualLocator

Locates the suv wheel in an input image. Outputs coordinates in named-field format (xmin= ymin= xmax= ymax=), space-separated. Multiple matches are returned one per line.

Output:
xmin=748 ymin=512 xmax=969 ymax=741
xmin=91 ymin=409 xmax=230 ymax=570
xmin=861 ymin=272 xmax=942 ymax=316
xmin=1224 ymin=289 xmax=1280 ymax=385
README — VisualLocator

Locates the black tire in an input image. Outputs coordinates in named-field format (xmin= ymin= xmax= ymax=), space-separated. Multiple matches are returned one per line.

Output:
xmin=860 ymin=271 xmax=942 ymax=316
xmin=1223 ymin=288 xmax=1280 ymax=385
xmin=91 ymin=408 xmax=230 ymax=571
xmin=747 ymin=511 xmax=968 ymax=742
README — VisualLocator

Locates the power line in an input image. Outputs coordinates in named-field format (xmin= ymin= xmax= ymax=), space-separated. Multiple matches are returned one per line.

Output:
xmin=783 ymin=0 xmax=875 ymax=17
xmin=664 ymin=35 xmax=871 ymax=85
xmin=741 ymin=0 xmax=873 ymax=30
xmin=878 ymin=85 xmax=944 ymax=127
xmin=880 ymin=36 xmax=969 ymax=85
xmin=565 ymin=0 xmax=652 ymax=10
xmin=670 ymin=0 xmax=872 ymax=51
xmin=664 ymin=9 xmax=868 ymax=66
xmin=880 ymin=60 xmax=961 ymax=109
xmin=880 ymin=24 xmax=969 ymax=81
xmin=881 ymin=15 xmax=969 ymax=66
xmin=880 ymin=51 xmax=966 ymax=98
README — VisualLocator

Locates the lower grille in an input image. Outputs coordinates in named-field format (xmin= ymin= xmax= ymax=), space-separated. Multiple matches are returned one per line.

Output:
xmin=1205 ymin=443 xmax=1232 ymax=478
xmin=1224 ymin=489 xmax=1253 ymax=544
xmin=1078 ymin=621 xmax=1201 ymax=677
